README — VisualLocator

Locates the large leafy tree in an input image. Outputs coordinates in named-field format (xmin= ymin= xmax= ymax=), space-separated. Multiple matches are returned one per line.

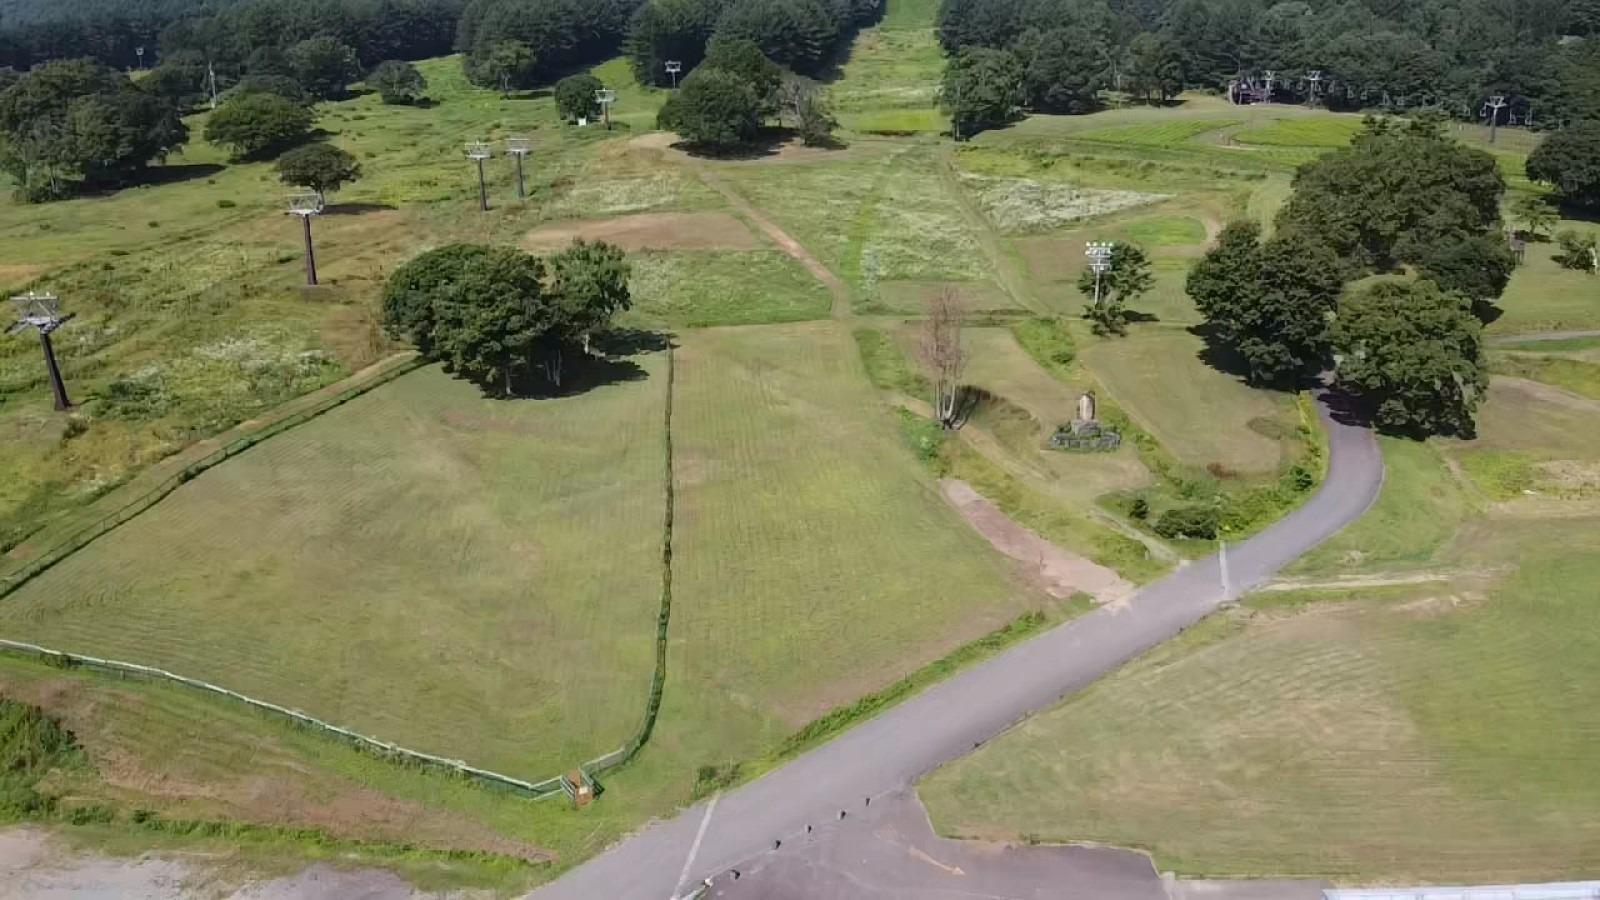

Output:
xmin=657 ymin=66 xmax=761 ymax=148
xmin=1014 ymin=27 xmax=1108 ymax=114
xmin=0 ymin=58 xmax=186 ymax=201
xmin=1331 ymin=279 xmax=1486 ymax=438
xmin=1276 ymin=117 xmax=1510 ymax=312
xmin=431 ymin=248 xmax=550 ymax=396
xmin=381 ymin=241 xmax=632 ymax=394
xmin=554 ymin=74 xmax=603 ymax=122
xmin=1123 ymin=32 xmax=1184 ymax=103
xmin=702 ymin=34 xmax=782 ymax=115
xmin=1189 ymin=222 xmax=1344 ymax=385
xmin=274 ymin=142 xmax=362 ymax=202
xmin=367 ymin=60 xmax=427 ymax=105
xmin=1526 ymin=121 xmax=1600 ymax=212
xmin=204 ymin=91 xmax=313 ymax=159
xmin=382 ymin=244 xmax=492 ymax=355
xmin=287 ymin=35 xmax=361 ymax=100
xmin=942 ymin=46 xmax=1022 ymax=139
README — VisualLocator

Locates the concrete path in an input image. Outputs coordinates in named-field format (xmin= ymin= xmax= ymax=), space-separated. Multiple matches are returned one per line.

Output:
xmin=529 ymin=392 xmax=1383 ymax=900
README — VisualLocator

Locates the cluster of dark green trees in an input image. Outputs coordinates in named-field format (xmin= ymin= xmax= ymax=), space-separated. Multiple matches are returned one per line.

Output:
xmin=655 ymin=35 xmax=837 ymax=148
xmin=937 ymin=0 xmax=1600 ymax=135
xmin=381 ymin=240 xmax=632 ymax=395
xmin=628 ymin=0 xmax=882 ymax=85
xmin=0 ymin=0 xmax=460 ymax=74
xmin=1189 ymin=117 xmax=1506 ymax=437
xmin=0 ymin=58 xmax=186 ymax=200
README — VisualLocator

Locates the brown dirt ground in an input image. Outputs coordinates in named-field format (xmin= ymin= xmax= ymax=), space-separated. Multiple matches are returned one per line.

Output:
xmin=939 ymin=478 xmax=1133 ymax=603
xmin=521 ymin=211 xmax=761 ymax=252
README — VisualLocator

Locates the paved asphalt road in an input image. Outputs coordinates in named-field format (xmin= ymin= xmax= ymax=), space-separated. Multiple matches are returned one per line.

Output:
xmin=530 ymin=393 xmax=1383 ymax=900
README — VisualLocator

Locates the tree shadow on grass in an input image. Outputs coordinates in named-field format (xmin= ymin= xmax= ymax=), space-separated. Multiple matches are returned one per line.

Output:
xmin=671 ymin=127 xmax=847 ymax=160
xmin=467 ymin=328 xmax=676 ymax=400
xmin=1189 ymin=322 xmax=1322 ymax=392
xmin=323 ymin=202 xmax=398 ymax=216
xmin=121 ymin=163 xmax=225 ymax=189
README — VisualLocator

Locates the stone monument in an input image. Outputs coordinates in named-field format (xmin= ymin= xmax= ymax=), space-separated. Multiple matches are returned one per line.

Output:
xmin=1050 ymin=391 xmax=1121 ymax=452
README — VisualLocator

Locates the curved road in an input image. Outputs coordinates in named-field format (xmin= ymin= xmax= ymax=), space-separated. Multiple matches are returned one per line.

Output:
xmin=530 ymin=393 xmax=1383 ymax=900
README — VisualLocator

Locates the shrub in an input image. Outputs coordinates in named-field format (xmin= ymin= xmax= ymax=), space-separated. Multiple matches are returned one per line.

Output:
xmin=367 ymin=60 xmax=427 ymax=105
xmin=1554 ymin=229 xmax=1598 ymax=272
xmin=554 ymin=73 xmax=603 ymax=122
xmin=1129 ymin=495 xmax=1149 ymax=520
xmin=204 ymin=92 xmax=313 ymax=160
xmin=1153 ymin=504 xmax=1219 ymax=540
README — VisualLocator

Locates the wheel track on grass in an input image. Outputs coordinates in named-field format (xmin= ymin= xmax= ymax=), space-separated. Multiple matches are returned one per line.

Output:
xmin=690 ymin=165 xmax=855 ymax=320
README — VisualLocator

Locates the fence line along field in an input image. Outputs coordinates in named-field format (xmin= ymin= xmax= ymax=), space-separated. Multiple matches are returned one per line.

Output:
xmin=0 ymin=360 xmax=669 ymax=776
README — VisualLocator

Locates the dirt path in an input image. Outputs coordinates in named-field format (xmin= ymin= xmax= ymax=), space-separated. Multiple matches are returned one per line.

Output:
xmin=936 ymin=150 xmax=1049 ymax=316
xmin=1488 ymin=329 xmax=1600 ymax=346
xmin=690 ymin=165 xmax=854 ymax=320
xmin=0 ymin=827 xmax=472 ymax=899
xmin=941 ymin=478 xmax=1134 ymax=603
xmin=1495 ymin=375 xmax=1600 ymax=414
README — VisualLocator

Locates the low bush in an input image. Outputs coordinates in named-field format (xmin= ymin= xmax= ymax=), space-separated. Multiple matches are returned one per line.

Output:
xmin=1154 ymin=504 xmax=1219 ymax=540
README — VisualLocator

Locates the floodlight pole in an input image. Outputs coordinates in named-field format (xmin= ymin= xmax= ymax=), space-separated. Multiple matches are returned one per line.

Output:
xmin=135 ymin=46 xmax=145 ymax=70
xmin=1086 ymin=241 xmax=1115 ymax=313
xmin=596 ymin=89 xmax=616 ymax=130
xmin=1304 ymin=70 xmax=1323 ymax=108
xmin=9 ymin=292 xmax=73 ymax=411
xmin=665 ymin=60 xmax=682 ymax=89
xmin=207 ymin=61 xmax=218 ymax=110
xmin=1484 ymin=95 xmax=1508 ymax=144
xmin=287 ymin=192 xmax=324 ymax=286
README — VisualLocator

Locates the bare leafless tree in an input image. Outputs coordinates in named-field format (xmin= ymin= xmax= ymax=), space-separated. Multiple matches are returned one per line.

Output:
xmin=919 ymin=289 xmax=967 ymax=428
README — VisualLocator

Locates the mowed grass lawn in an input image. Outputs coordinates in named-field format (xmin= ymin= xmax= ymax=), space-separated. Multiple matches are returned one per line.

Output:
xmin=1079 ymin=329 xmax=1294 ymax=473
xmin=666 ymin=323 xmax=1039 ymax=755
xmin=0 ymin=360 xmax=669 ymax=775
xmin=924 ymin=379 xmax=1600 ymax=883
xmin=921 ymin=519 xmax=1600 ymax=882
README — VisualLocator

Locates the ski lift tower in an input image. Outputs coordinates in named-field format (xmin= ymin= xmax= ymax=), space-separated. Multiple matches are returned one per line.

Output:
xmin=506 ymin=136 xmax=532 ymax=200
xmin=286 ymin=190 xmax=324 ymax=286
xmin=8 ymin=292 xmax=74 ymax=410
xmin=595 ymin=89 xmax=617 ymax=130
xmin=466 ymin=140 xmax=492 ymax=212
xmin=1303 ymin=70 xmax=1324 ymax=108
xmin=1482 ymin=95 xmax=1508 ymax=145
xmin=665 ymin=60 xmax=682 ymax=89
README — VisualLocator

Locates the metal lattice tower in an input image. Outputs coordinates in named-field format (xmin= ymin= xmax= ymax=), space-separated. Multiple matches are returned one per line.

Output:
xmin=466 ymin=141 xmax=492 ymax=211
xmin=286 ymin=190 xmax=324 ymax=286
xmin=595 ymin=89 xmax=617 ymax=130
xmin=8 ymin=291 xmax=74 ymax=410
xmin=506 ymin=136 xmax=533 ymax=200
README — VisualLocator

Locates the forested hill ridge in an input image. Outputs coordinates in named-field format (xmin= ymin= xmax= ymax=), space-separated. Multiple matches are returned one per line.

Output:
xmin=937 ymin=0 xmax=1600 ymax=126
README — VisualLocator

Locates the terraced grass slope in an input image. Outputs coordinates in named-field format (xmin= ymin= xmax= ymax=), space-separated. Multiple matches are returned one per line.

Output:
xmin=0 ymin=361 xmax=669 ymax=775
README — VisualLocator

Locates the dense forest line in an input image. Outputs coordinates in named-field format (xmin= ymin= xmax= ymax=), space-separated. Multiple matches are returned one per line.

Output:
xmin=939 ymin=0 xmax=1600 ymax=129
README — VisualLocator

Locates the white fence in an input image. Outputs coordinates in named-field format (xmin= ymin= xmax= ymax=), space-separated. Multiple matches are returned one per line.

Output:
xmin=1326 ymin=883 xmax=1600 ymax=900
xmin=0 ymin=637 xmax=608 ymax=798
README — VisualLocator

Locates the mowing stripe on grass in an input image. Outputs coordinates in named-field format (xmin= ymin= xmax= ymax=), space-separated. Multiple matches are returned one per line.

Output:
xmin=0 ymin=352 xmax=424 ymax=600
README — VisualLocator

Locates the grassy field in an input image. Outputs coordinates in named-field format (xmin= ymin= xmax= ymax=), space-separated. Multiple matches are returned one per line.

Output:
xmin=1078 ymin=330 xmax=1295 ymax=474
xmin=924 ymin=377 xmax=1600 ymax=884
xmin=666 ymin=323 xmax=1046 ymax=753
xmin=826 ymin=0 xmax=945 ymax=134
xmin=0 ymin=361 xmax=669 ymax=775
